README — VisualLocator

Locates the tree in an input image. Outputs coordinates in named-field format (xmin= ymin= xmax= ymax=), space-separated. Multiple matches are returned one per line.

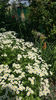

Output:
xmin=0 ymin=0 xmax=9 ymax=28
xmin=29 ymin=0 xmax=56 ymax=40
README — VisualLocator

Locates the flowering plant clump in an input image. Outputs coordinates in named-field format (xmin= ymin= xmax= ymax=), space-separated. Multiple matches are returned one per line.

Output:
xmin=0 ymin=31 xmax=52 ymax=100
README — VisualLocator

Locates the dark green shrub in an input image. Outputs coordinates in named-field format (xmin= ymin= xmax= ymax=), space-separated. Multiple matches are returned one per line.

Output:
xmin=0 ymin=0 xmax=9 ymax=28
xmin=29 ymin=0 xmax=56 ymax=41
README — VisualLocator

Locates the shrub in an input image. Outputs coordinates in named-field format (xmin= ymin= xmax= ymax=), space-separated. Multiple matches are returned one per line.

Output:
xmin=29 ymin=0 xmax=56 ymax=41
xmin=0 ymin=31 xmax=52 ymax=100
xmin=50 ymin=24 xmax=56 ymax=40
xmin=0 ymin=0 xmax=9 ymax=28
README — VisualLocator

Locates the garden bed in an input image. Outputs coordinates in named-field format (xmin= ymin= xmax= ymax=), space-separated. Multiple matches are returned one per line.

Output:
xmin=0 ymin=31 xmax=52 ymax=100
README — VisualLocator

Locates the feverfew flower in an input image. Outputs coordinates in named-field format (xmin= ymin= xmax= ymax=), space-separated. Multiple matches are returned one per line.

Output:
xmin=32 ymin=47 xmax=37 ymax=52
xmin=26 ymin=87 xmax=34 ymax=96
xmin=0 ymin=31 xmax=51 ymax=99
xmin=39 ymin=78 xmax=50 ymax=96
xmin=27 ymin=91 xmax=31 ymax=96
xmin=27 ymin=51 xmax=36 ymax=60
xmin=1 ymin=53 xmax=7 ymax=57
xmin=19 ymin=97 xmax=22 ymax=100
xmin=50 ymin=71 xmax=53 ymax=75
xmin=17 ymin=54 xmax=22 ymax=60
xmin=28 ymin=77 xmax=35 ymax=85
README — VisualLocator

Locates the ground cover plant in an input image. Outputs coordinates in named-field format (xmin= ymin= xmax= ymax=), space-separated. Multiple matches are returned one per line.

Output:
xmin=0 ymin=31 xmax=52 ymax=100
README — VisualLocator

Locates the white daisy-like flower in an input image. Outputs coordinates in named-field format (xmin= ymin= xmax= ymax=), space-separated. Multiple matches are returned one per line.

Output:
xmin=17 ymin=54 xmax=22 ymax=60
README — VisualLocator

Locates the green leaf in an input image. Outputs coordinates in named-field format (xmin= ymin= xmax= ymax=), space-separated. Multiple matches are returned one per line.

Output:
xmin=36 ymin=97 xmax=41 ymax=100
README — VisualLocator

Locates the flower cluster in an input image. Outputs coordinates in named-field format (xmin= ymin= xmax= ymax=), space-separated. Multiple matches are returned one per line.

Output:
xmin=0 ymin=31 xmax=52 ymax=100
